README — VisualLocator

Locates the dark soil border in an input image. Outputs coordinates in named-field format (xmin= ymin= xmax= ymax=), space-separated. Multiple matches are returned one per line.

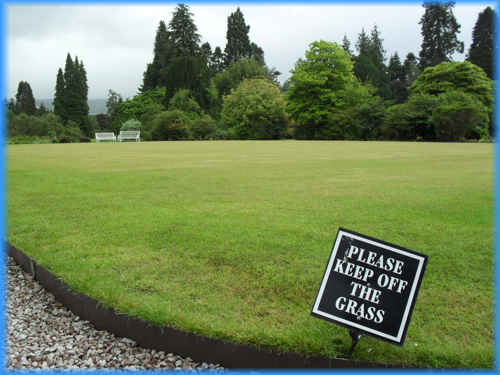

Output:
xmin=6 ymin=242 xmax=403 ymax=369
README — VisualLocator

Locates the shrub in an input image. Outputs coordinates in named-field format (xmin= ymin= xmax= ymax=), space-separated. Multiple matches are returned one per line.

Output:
xmin=221 ymin=78 xmax=287 ymax=139
xmin=431 ymin=91 xmax=489 ymax=141
xmin=191 ymin=115 xmax=217 ymax=140
xmin=169 ymin=89 xmax=202 ymax=120
xmin=151 ymin=110 xmax=191 ymax=141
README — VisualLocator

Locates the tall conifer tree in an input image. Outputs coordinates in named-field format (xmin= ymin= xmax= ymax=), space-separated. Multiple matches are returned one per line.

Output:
xmin=403 ymin=52 xmax=420 ymax=85
xmin=54 ymin=53 xmax=90 ymax=135
xmin=53 ymin=68 xmax=66 ymax=121
xmin=224 ymin=7 xmax=252 ymax=66
xmin=418 ymin=1 xmax=464 ymax=70
xmin=168 ymin=3 xmax=201 ymax=57
xmin=15 ymin=81 xmax=36 ymax=115
xmin=467 ymin=6 xmax=494 ymax=79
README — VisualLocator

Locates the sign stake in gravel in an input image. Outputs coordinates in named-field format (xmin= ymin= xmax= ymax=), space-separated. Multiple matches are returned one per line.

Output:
xmin=311 ymin=228 xmax=428 ymax=351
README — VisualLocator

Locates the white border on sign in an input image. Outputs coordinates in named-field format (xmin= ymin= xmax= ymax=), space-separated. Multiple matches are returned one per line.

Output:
xmin=311 ymin=230 xmax=426 ymax=343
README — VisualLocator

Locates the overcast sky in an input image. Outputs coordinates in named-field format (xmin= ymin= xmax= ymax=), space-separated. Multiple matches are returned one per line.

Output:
xmin=7 ymin=2 xmax=495 ymax=100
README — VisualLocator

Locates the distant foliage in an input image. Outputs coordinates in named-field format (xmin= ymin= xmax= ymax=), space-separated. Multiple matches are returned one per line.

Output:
xmin=431 ymin=91 xmax=489 ymax=141
xmin=191 ymin=115 xmax=217 ymax=140
xmin=121 ymin=119 xmax=142 ymax=131
xmin=111 ymin=87 xmax=165 ymax=140
xmin=209 ymin=58 xmax=267 ymax=117
xmin=169 ymin=89 xmax=202 ymax=119
xmin=221 ymin=78 xmax=287 ymax=139
xmin=8 ymin=112 xmax=84 ymax=143
xmin=151 ymin=110 xmax=191 ymax=141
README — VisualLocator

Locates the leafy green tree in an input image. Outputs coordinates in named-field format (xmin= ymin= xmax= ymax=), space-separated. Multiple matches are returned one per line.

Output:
xmin=287 ymin=40 xmax=370 ymax=139
xmin=15 ymin=81 xmax=36 ymax=115
xmin=224 ymin=7 xmax=252 ymax=66
xmin=209 ymin=57 xmax=267 ymax=117
xmin=191 ymin=115 xmax=216 ymax=140
xmin=418 ymin=1 xmax=464 ymax=70
xmin=467 ymin=6 xmax=494 ymax=79
xmin=221 ymin=78 xmax=287 ymax=139
xmin=382 ymin=94 xmax=438 ymax=140
xmin=408 ymin=61 xmax=493 ymax=110
xmin=151 ymin=110 xmax=191 ymax=140
xmin=106 ymin=89 xmax=123 ymax=133
xmin=112 ymin=87 xmax=165 ymax=138
xmin=169 ymin=89 xmax=202 ymax=120
xmin=431 ymin=91 xmax=489 ymax=141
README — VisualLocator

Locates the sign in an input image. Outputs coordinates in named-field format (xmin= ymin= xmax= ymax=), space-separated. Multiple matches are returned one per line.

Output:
xmin=311 ymin=228 xmax=428 ymax=346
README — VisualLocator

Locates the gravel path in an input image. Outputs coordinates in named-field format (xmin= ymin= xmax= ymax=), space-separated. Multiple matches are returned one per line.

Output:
xmin=6 ymin=257 xmax=224 ymax=370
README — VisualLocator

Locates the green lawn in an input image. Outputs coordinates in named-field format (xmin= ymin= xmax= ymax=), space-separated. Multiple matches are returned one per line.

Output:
xmin=7 ymin=140 xmax=494 ymax=368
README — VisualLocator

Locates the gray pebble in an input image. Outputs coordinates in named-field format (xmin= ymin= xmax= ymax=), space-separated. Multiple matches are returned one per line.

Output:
xmin=7 ymin=257 xmax=224 ymax=371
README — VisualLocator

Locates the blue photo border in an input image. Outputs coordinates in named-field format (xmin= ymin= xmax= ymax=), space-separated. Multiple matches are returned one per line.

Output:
xmin=0 ymin=0 xmax=497 ymax=373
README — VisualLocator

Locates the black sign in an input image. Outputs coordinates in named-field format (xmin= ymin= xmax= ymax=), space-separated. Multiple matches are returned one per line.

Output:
xmin=311 ymin=228 xmax=428 ymax=345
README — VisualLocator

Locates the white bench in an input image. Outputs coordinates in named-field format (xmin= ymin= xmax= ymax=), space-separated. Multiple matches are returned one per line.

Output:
xmin=95 ymin=132 xmax=116 ymax=142
xmin=118 ymin=130 xmax=140 ymax=142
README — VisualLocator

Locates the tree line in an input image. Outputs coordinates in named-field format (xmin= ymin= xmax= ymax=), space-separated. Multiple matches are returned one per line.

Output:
xmin=7 ymin=2 xmax=495 ymax=144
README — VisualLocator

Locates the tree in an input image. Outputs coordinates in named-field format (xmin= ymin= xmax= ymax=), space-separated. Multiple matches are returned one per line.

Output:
xmin=109 ymin=87 xmax=165 ymax=139
xmin=210 ymin=46 xmax=225 ymax=74
xmin=224 ymin=7 xmax=252 ymax=66
xmin=53 ymin=68 xmax=66 ymax=121
xmin=287 ymin=40 xmax=365 ymax=139
xmin=53 ymin=53 xmax=90 ymax=136
xmin=431 ymin=91 xmax=489 ymax=141
xmin=221 ymin=78 xmax=287 ymax=139
xmin=15 ymin=81 xmax=36 ymax=115
xmin=403 ymin=53 xmax=420 ymax=86
xmin=140 ymin=20 xmax=172 ymax=92
xmin=467 ymin=6 xmax=494 ymax=79
xmin=408 ymin=61 xmax=493 ymax=110
xmin=388 ymin=53 xmax=407 ymax=104
xmin=209 ymin=57 xmax=267 ymax=118
xmin=151 ymin=110 xmax=191 ymax=140
xmin=353 ymin=26 xmax=391 ymax=99
xmin=250 ymin=42 xmax=265 ymax=66
xmin=342 ymin=34 xmax=353 ymax=56
xmin=418 ymin=1 xmax=464 ymax=70
xmin=106 ymin=89 xmax=123 ymax=133
xmin=388 ymin=53 xmax=404 ymax=81
xmin=168 ymin=89 xmax=202 ymax=119
xmin=168 ymin=3 xmax=201 ymax=57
